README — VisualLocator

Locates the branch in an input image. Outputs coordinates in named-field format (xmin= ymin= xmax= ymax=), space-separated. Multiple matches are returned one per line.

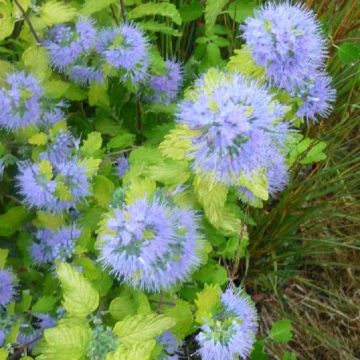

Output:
xmin=13 ymin=0 xmax=41 ymax=44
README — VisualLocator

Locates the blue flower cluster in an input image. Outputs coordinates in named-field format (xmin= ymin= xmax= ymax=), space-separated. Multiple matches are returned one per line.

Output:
xmin=0 ymin=71 xmax=66 ymax=131
xmin=148 ymin=59 xmax=183 ymax=104
xmin=31 ymin=225 xmax=81 ymax=265
xmin=197 ymin=287 xmax=258 ymax=360
xmin=242 ymin=2 xmax=335 ymax=122
xmin=97 ymin=191 xmax=203 ymax=292
xmin=177 ymin=70 xmax=289 ymax=197
xmin=45 ymin=20 xmax=150 ymax=87
xmin=16 ymin=130 xmax=91 ymax=212
xmin=0 ymin=269 xmax=15 ymax=307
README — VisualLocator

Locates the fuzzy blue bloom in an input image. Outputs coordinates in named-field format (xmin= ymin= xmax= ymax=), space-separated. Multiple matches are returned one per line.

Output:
xmin=148 ymin=60 xmax=183 ymax=104
xmin=17 ymin=323 xmax=40 ymax=349
xmin=196 ymin=287 xmax=258 ymax=360
xmin=35 ymin=314 xmax=56 ymax=329
xmin=40 ymin=130 xmax=75 ymax=166
xmin=31 ymin=225 xmax=81 ymax=264
xmin=295 ymin=72 xmax=335 ymax=122
xmin=158 ymin=332 xmax=182 ymax=359
xmin=0 ymin=270 xmax=15 ymax=307
xmin=0 ymin=71 xmax=66 ymax=131
xmin=0 ymin=72 xmax=42 ymax=130
xmin=116 ymin=156 xmax=129 ymax=178
xmin=44 ymin=18 xmax=97 ymax=71
xmin=177 ymin=70 xmax=288 ymax=190
xmin=68 ymin=64 xmax=104 ymax=86
xmin=98 ymin=192 xmax=203 ymax=292
xmin=242 ymin=2 xmax=327 ymax=90
xmin=98 ymin=23 xmax=149 ymax=85
xmin=0 ymin=330 xmax=5 ymax=347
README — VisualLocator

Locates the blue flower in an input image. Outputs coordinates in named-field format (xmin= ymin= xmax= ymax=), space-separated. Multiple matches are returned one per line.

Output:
xmin=31 ymin=225 xmax=81 ymax=264
xmin=0 ymin=269 xmax=16 ymax=307
xmin=98 ymin=192 xmax=203 ymax=292
xmin=177 ymin=70 xmax=288 ymax=190
xmin=196 ymin=287 xmax=258 ymax=360
xmin=116 ymin=156 xmax=129 ymax=178
xmin=242 ymin=2 xmax=327 ymax=90
xmin=45 ymin=18 xmax=97 ymax=71
xmin=17 ymin=155 xmax=90 ymax=212
xmin=148 ymin=60 xmax=183 ymax=104
xmin=294 ymin=72 xmax=335 ymax=122
xmin=0 ymin=71 xmax=66 ymax=131
xmin=68 ymin=64 xmax=104 ymax=86
xmin=98 ymin=23 xmax=149 ymax=85
xmin=158 ymin=331 xmax=182 ymax=359
xmin=35 ymin=314 xmax=56 ymax=329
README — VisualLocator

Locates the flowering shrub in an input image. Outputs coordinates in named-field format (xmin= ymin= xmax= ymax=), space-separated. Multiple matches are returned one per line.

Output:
xmin=0 ymin=1 xmax=335 ymax=359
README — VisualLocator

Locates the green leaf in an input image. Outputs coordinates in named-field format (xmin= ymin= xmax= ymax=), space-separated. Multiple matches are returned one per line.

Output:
xmin=22 ymin=46 xmax=51 ymax=81
xmin=40 ymin=0 xmax=76 ymax=25
xmin=107 ymin=133 xmax=136 ymax=150
xmin=194 ymin=284 xmax=221 ymax=324
xmin=227 ymin=0 xmax=257 ymax=23
xmin=282 ymin=352 xmax=297 ymax=360
xmin=228 ymin=47 xmax=264 ymax=78
xmin=88 ymin=82 xmax=109 ymax=108
xmin=113 ymin=314 xmax=175 ymax=345
xmin=81 ymin=132 xmax=102 ymax=157
xmin=28 ymin=132 xmax=48 ymax=146
xmin=179 ymin=1 xmax=203 ymax=23
xmin=204 ymin=0 xmax=228 ymax=29
xmin=0 ymin=206 xmax=28 ymax=237
xmin=0 ymin=249 xmax=9 ymax=268
xmin=32 ymin=295 xmax=57 ymax=313
xmin=163 ymin=300 xmax=193 ymax=338
xmin=0 ymin=348 xmax=8 ymax=360
xmin=148 ymin=159 xmax=190 ymax=185
xmin=0 ymin=0 xmax=14 ymax=41
xmin=128 ymin=2 xmax=182 ymax=25
xmin=80 ymin=0 xmax=116 ymax=16
xmin=36 ymin=211 xmax=66 ymax=230
xmin=139 ymin=21 xmax=182 ymax=37
xmin=270 ymin=319 xmax=293 ymax=343
xmin=93 ymin=175 xmax=115 ymax=207
xmin=250 ymin=340 xmax=269 ymax=360
xmin=110 ymin=294 xmax=137 ymax=321
xmin=206 ymin=42 xmax=222 ymax=65
xmin=300 ymin=141 xmax=327 ymax=164
xmin=43 ymin=80 xmax=70 ymax=98
xmin=42 ymin=318 xmax=91 ymax=360
xmin=110 ymin=340 xmax=156 ymax=360
xmin=238 ymin=170 xmax=269 ymax=201
xmin=193 ymin=261 xmax=228 ymax=286
xmin=338 ymin=42 xmax=360 ymax=65
xmin=56 ymin=262 xmax=99 ymax=318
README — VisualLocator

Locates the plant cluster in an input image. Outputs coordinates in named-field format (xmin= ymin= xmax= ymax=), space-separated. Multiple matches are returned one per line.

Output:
xmin=0 ymin=1 xmax=335 ymax=360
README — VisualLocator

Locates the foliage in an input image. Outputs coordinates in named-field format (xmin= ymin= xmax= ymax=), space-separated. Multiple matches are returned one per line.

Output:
xmin=0 ymin=0 xmax=357 ymax=359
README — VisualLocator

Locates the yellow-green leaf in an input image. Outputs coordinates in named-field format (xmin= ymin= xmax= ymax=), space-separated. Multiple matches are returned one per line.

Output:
xmin=81 ymin=132 xmax=102 ymax=157
xmin=195 ymin=284 xmax=221 ymax=324
xmin=22 ymin=46 xmax=51 ymax=81
xmin=56 ymin=262 xmax=99 ymax=317
xmin=40 ymin=0 xmax=76 ymax=25
xmin=28 ymin=132 xmax=48 ymax=146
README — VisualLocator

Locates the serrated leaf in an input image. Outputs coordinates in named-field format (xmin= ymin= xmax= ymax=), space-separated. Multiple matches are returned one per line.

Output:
xmin=56 ymin=262 xmax=99 ymax=317
xmin=125 ymin=178 xmax=156 ymax=204
xmin=0 ymin=206 xmax=28 ymax=237
xmin=193 ymin=261 xmax=228 ymax=286
xmin=110 ymin=340 xmax=156 ymax=360
xmin=22 ymin=46 xmax=51 ymax=81
xmin=42 ymin=318 xmax=91 ymax=360
xmin=88 ymin=82 xmax=109 ymax=108
xmin=40 ymin=0 xmax=76 ymax=25
xmin=195 ymin=284 xmax=221 ymax=324
xmin=12 ymin=0 xmax=30 ymax=18
xmin=113 ymin=314 xmax=175 ymax=345
xmin=80 ymin=0 xmax=116 ymax=16
xmin=271 ymin=319 xmax=293 ymax=343
xmin=36 ymin=211 xmax=65 ymax=230
xmin=43 ymin=80 xmax=70 ymax=98
xmin=81 ymin=132 xmax=102 ymax=157
xmin=80 ymin=157 xmax=101 ymax=176
xmin=204 ymin=0 xmax=228 ymax=29
xmin=338 ymin=42 xmax=360 ymax=65
xmin=207 ymin=42 xmax=222 ymax=65
xmin=227 ymin=47 xmax=264 ymax=78
xmin=148 ymin=159 xmax=190 ymax=185
xmin=93 ymin=175 xmax=115 ymax=207
xmin=107 ymin=133 xmax=135 ymax=150
xmin=159 ymin=125 xmax=197 ymax=161
xmin=238 ymin=171 xmax=268 ymax=201
xmin=28 ymin=132 xmax=48 ymax=145
xmin=128 ymin=2 xmax=182 ymax=25
xmin=129 ymin=147 xmax=163 ymax=166
xmin=163 ymin=300 xmax=193 ymax=338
